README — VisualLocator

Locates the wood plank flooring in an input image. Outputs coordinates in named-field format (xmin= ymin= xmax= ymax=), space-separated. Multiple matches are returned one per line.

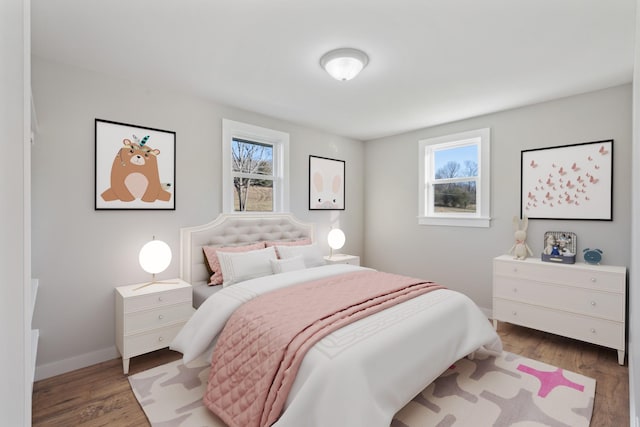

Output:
xmin=32 ymin=322 xmax=629 ymax=426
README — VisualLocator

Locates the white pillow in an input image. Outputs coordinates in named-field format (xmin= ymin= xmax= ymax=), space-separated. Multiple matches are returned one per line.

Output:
xmin=217 ymin=246 xmax=277 ymax=287
xmin=276 ymin=243 xmax=326 ymax=268
xmin=270 ymin=255 xmax=306 ymax=274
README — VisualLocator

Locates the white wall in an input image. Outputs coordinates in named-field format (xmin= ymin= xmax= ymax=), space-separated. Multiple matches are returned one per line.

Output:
xmin=31 ymin=56 xmax=364 ymax=379
xmin=364 ymin=84 xmax=632 ymax=312
xmin=1 ymin=0 xmax=31 ymax=424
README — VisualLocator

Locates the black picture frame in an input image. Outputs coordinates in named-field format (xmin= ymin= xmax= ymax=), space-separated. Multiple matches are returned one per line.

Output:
xmin=520 ymin=139 xmax=613 ymax=220
xmin=95 ymin=119 xmax=176 ymax=210
xmin=309 ymin=155 xmax=345 ymax=210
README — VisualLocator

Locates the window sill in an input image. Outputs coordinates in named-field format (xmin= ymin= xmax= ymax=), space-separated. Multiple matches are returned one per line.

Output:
xmin=418 ymin=216 xmax=491 ymax=228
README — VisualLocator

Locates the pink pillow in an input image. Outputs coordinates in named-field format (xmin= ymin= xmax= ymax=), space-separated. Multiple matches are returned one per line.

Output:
xmin=202 ymin=242 xmax=266 ymax=285
xmin=265 ymin=238 xmax=312 ymax=258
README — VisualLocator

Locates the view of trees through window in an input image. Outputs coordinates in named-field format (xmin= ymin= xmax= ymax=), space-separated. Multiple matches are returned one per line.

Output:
xmin=433 ymin=145 xmax=478 ymax=213
xmin=232 ymin=138 xmax=274 ymax=211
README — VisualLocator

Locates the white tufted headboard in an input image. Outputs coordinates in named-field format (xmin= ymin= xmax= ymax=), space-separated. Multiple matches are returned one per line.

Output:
xmin=180 ymin=213 xmax=315 ymax=285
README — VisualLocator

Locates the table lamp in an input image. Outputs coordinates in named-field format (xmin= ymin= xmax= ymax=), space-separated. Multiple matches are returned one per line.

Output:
xmin=136 ymin=237 xmax=176 ymax=290
xmin=327 ymin=228 xmax=346 ymax=259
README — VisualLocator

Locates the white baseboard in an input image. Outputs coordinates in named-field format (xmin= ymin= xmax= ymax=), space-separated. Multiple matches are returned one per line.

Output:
xmin=479 ymin=306 xmax=493 ymax=320
xmin=34 ymin=346 xmax=119 ymax=381
xmin=630 ymin=346 xmax=638 ymax=427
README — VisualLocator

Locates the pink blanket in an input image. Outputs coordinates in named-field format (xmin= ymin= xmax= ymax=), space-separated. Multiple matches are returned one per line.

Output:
xmin=203 ymin=270 xmax=445 ymax=427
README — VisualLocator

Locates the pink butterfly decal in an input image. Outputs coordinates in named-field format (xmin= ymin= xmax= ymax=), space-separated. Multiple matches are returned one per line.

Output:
xmin=585 ymin=196 xmax=590 ymax=201
xmin=571 ymin=162 xmax=580 ymax=171
xmin=558 ymin=167 xmax=566 ymax=176
xmin=545 ymin=192 xmax=553 ymax=200
xmin=594 ymin=165 xmax=600 ymax=169
xmin=588 ymin=156 xmax=593 ymax=161
xmin=566 ymin=180 xmax=574 ymax=189
xmin=590 ymin=176 xmax=599 ymax=184
xmin=530 ymin=160 xmax=538 ymax=168
xmin=599 ymin=145 xmax=608 ymax=155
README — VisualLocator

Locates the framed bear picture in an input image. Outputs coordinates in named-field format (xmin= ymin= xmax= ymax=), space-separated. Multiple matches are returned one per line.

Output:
xmin=95 ymin=119 xmax=176 ymax=210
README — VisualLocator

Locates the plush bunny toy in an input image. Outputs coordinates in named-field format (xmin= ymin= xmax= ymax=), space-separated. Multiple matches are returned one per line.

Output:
xmin=509 ymin=216 xmax=533 ymax=260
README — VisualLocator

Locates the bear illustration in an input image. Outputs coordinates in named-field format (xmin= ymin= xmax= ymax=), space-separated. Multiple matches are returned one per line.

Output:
xmin=101 ymin=138 xmax=172 ymax=203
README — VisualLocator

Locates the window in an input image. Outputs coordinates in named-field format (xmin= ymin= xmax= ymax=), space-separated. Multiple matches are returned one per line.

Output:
xmin=222 ymin=119 xmax=289 ymax=213
xmin=418 ymin=128 xmax=491 ymax=227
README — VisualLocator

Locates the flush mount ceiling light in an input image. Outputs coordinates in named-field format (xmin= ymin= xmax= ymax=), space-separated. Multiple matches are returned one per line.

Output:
xmin=320 ymin=48 xmax=369 ymax=81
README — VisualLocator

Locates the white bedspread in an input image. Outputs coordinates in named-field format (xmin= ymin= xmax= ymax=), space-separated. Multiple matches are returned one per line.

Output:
xmin=171 ymin=264 xmax=502 ymax=427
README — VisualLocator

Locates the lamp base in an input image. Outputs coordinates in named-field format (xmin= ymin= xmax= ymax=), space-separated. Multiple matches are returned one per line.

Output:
xmin=133 ymin=275 xmax=177 ymax=291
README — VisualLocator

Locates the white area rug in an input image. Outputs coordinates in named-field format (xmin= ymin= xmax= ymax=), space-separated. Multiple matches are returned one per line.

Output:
xmin=129 ymin=351 xmax=595 ymax=427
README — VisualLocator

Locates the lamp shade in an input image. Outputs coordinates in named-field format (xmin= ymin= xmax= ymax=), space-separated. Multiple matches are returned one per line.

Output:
xmin=327 ymin=228 xmax=346 ymax=251
xmin=139 ymin=239 xmax=172 ymax=275
xmin=320 ymin=48 xmax=369 ymax=81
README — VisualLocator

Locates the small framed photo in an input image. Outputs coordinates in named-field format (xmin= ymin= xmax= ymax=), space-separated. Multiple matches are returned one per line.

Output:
xmin=309 ymin=155 xmax=345 ymax=210
xmin=521 ymin=140 xmax=613 ymax=220
xmin=95 ymin=119 xmax=176 ymax=210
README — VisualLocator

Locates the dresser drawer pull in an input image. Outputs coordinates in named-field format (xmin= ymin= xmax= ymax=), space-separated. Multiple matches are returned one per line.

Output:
xmin=591 ymin=277 xmax=597 ymax=283
xmin=158 ymin=296 xmax=164 ymax=302
xmin=590 ymin=328 xmax=596 ymax=333
xmin=512 ymin=311 xmax=517 ymax=316
xmin=158 ymin=314 xmax=165 ymax=320
xmin=590 ymin=301 xmax=596 ymax=306
xmin=513 ymin=268 xmax=518 ymax=273
xmin=158 ymin=336 xmax=164 ymax=342
xmin=512 ymin=288 xmax=518 ymax=293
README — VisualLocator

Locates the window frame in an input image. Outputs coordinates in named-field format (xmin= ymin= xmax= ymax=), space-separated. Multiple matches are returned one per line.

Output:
xmin=418 ymin=128 xmax=491 ymax=227
xmin=222 ymin=119 xmax=289 ymax=213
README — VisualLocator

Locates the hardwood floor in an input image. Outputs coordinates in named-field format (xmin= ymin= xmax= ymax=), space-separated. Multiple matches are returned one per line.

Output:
xmin=32 ymin=322 xmax=629 ymax=426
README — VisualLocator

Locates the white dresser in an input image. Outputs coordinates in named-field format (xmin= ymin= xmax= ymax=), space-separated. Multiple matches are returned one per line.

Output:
xmin=115 ymin=279 xmax=194 ymax=374
xmin=492 ymin=255 xmax=626 ymax=365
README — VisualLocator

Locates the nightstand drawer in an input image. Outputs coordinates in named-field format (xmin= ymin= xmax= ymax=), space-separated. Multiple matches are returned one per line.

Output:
xmin=124 ymin=303 xmax=194 ymax=334
xmin=494 ymin=277 xmax=624 ymax=321
xmin=122 ymin=324 xmax=185 ymax=358
xmin=494 ymin=299 xmax=624 ymax=350
xmin=123 ymin=287 xmax=191 ymax=313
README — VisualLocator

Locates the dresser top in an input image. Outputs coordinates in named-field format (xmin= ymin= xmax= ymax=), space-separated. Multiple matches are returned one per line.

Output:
xmin=494 ymin=254 xmax=626 ymax=274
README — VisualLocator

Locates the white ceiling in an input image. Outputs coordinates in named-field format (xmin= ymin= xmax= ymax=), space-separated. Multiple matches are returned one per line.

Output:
xmin=31 ymin=0 xmax=636 ymax=141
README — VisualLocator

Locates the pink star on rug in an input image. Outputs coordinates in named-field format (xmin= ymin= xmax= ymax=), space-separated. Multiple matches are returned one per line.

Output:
xmin=517 ymin=364 xmax=585 ymax=398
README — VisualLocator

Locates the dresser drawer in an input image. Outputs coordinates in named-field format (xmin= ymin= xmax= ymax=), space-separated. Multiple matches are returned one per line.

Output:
xmin=494 ymin=259 xmax=624 ymax=293
xmin=494 ymin=277 xmax=624 ymax=322
xmin=121 ymin=323 xmax=185 ymax=358
xmin=494 ymin=299 xmax=624 ymax=350
xmin=124 ymin=303 xmax=195 ymax=334
xmin=123 ymin=287 xmax=191 ymax=313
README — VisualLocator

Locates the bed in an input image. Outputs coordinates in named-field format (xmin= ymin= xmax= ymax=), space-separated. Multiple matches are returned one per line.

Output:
xmin=171 ymin=213 xmax=502 ymax=427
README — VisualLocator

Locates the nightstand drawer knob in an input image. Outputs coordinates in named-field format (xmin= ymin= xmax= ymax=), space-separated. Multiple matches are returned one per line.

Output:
xmin=591 ymin=277 xmax=597 ymax=283
xmin=158 ymin=336 xmax=164 ymax=342
xmin=512 ymin=288 xmax=518 ymax=293
xmin=590 ymin=301 xmax=596 ymax=306
xmin=512 ymin=311 xmax=517 ymax=316
xmin=158 ymin=314 xmax=164 ymax=320
xmin=158 ymin=296 xmax=164 ymax=302
xmin=590 ymin=328 xmax=596 ymax=333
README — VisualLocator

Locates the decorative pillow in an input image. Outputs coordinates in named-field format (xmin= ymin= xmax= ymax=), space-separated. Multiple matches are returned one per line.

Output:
xmin=217 ymin=246 xmax=278 ymax=287
xmin=265 ymin=238 xmax=312 ymax=258
xmin=270 ymin=255 xmax=306 ymax=274
xmin=276 ymin=243 xmax=326 ymax=268
xmin=202 ymin=242 xmax=266 ymax=285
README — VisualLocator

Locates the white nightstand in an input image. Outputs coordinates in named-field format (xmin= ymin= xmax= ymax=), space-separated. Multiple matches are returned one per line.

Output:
xmin=324 ymin=254 xmax=360 ymax=266
xmin=115 ymin=279 xmax=194 ymax=374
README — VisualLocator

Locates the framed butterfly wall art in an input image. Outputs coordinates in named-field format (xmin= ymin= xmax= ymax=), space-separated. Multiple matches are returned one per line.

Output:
xmin=520 ymin=140 xmax=613 ymax=220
